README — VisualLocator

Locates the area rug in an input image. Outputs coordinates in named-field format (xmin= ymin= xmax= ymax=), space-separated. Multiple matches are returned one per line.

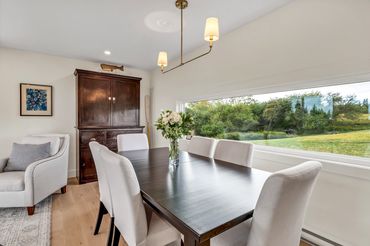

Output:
xmin=0 ymin=196 xmax=51 ymax=246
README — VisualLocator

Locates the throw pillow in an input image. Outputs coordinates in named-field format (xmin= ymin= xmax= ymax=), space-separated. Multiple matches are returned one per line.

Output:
xmin=4 ymin=142 xmax=51 ymax=171
xmin=21 ymin=136 xmax=61 ymax=156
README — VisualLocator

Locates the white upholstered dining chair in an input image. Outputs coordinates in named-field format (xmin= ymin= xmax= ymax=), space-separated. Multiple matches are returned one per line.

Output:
xmin=178 ymin=138 xmax=190 ymax=151
xmin=117 ymin=133 xmax=149 ymax=152
xmin=99 ymin=147 xmax=182 ymax=246
xmin=89 ymin=142 xmax=115 ymax=246
xmin=213 ymin=140 xmax=254 ymax=167
xmin=187 ymin=136 xmax=217 ymax=158
xmin=211 ymin=161 xmax=322 ymax=246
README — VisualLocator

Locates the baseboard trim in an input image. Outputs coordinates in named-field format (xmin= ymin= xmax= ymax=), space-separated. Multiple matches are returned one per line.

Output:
xmin=301 ymin=237 xmax=320 ymax=246
xmin=68 ymin=169 xmax=76 ymax=178
xmin=302 ymin=228 xmax=344 ymax=246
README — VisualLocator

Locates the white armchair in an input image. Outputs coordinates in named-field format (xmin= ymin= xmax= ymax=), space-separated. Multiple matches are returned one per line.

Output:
xmin=0 ymin=134 xmax=70 ymax=215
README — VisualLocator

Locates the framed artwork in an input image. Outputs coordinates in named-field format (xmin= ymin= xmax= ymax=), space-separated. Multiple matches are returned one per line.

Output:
xmin=20 ymin=83 xmax=53 ymax=116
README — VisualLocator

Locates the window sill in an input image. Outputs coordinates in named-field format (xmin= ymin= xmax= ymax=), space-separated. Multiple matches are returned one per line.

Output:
xmin=253 ymin=144 xmax=370 ymax=180
xmin=180 ymin=138 xmax=370 ymax=179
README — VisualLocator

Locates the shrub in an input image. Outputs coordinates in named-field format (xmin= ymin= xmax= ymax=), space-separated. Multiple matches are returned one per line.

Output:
xmin=238 ymin=131 xmax=294 ymax=140
xmin=222 ymin=132 xmax=241 ymax=140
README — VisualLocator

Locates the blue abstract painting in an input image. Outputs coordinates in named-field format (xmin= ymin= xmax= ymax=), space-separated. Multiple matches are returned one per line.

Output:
xmin=26 ymin=88 xmax=48 ymax=111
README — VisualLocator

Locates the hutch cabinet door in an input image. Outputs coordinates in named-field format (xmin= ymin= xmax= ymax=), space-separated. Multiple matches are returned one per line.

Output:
xmin=111 ymin=79 xmax=140 ymax=127
xmin=79 ymin=148 xmax=97 ymax=182
xmin=78 ymin=76 xmax=111 ymax=127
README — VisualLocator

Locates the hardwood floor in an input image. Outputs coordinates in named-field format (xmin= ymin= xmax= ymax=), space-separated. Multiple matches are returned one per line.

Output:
xmin=51 ymin=179 xmax=311 ymax=246
xmin=51 ymin=178 xmax=126 ymax=246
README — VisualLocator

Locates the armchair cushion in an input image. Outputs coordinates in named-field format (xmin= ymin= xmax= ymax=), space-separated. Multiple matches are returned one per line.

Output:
xmin=21 ymin=136 xmax=61 ymax=156
xmin=0 ymin=171 xmax=25 ymax=191
xmin=4 ymin=142 xmax=51 ymax=171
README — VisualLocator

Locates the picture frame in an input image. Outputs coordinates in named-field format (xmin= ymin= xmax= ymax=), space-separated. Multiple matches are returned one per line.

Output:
xmin=20 ymin=83 xmax=53 ymax=116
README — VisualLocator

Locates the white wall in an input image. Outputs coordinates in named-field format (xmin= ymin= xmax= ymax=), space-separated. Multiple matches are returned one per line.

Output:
xmin=0 ymin=47 xmax=151 ymax=177
xmin=150 ymin=0 xmax=370 ymax=245
xmin=252 ymin=147 xmax=370 ymax=246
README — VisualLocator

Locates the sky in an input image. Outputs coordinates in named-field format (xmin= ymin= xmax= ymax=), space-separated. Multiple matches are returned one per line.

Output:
xmin=252 ymin=81 xmax=370 ymax=103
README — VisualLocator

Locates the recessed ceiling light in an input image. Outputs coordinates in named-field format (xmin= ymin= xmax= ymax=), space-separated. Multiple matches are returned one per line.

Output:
xmin=104 ymin=50 xmax=111 ymax=55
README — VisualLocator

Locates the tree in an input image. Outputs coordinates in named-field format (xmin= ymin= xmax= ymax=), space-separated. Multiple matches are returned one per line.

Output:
xmin=362 ymin=99 xmax=369 ymax=114
xmin=186 ymin=101 xmax=213 ymax=136
xmin=303 ymin=106 xmax=331 ymax=133
xmin=290 ymin=97 xmax=305 ymax=134
xmin=262 ymin=98 xmax=291 ymax=133
xmin=333 ymin=94 xmax=363 ymax=120
xmin=186 ymin=100 xmax=258 ymax=137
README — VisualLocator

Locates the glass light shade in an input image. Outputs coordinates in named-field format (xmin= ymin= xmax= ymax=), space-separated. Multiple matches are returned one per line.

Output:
xmin=204 ymin=17 xmax=219 ymax=42
xmin=157 ymin=51 xmax=168 ymax=67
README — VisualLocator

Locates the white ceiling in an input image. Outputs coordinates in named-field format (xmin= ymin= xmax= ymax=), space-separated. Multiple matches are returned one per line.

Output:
xmin=0 ymin=0 xmax=293 ymax=70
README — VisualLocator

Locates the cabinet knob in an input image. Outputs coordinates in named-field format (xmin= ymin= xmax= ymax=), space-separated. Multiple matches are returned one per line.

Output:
xmin=112 ymin=97 xmax=116 ymax=101
xmin=108 ymin=97 xmax=112 ymax=101
xmin=90 ymin=138 xmax=97 ymax=141
xmin=82 ymin=163 xmax=86 ymax=167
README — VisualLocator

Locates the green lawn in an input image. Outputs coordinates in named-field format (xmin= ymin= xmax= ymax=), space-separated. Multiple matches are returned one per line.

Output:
xmin=251 ymin=130 xmax=370 ymax=158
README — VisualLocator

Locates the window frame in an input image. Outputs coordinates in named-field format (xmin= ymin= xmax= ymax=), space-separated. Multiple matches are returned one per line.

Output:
xmin=179 ymin=78 xmax=370 ymax=167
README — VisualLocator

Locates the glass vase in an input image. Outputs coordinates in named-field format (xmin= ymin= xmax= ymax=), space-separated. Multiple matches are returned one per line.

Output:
xmin=169 ymin=139 xmax=180 ymax=167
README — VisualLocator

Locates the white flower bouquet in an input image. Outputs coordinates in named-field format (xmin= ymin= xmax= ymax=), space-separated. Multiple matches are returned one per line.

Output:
xmin=155 ymin=110 xmax=194 ymax=165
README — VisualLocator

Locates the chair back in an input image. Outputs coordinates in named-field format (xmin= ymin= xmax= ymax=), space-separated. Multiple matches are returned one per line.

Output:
xmin=100 ymin=147 xmax=148 ymax=246
xmin=117 ymin=133 xmax=149 ymax=152
xmin=89 ymin=141 xmax=113 ymax=216
xmin=187 ymin=136 xmax=216 ymax=158
xmin=27 ymin=133 xmax=70 ymax=156
xmin=247 ymin=161 xmax=322 ymax=246
xmin=214 ymin=140 xmax=254 ymax=167
xmin=178 ymin=139 xmax=190 ymax=151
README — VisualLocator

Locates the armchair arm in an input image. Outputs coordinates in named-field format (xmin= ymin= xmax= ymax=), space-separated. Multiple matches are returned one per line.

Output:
xmin=0 ymin=158 xmax=8 ymax=173
xmin=24 ymin=135 xmax=70 ymax=205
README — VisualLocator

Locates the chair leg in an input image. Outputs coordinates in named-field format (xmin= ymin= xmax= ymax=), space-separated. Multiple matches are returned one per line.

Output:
xmin=61 ymin=185 xmax=67 ymax=194
xmin=112 ymin=226 xmax=121 ymax=246
xmin=27 ymin=206 xmax=35 ymax=216
xmin=93 ymin=201 xmax=107 ymax=235
xmin=106 ymin=217 xmax=114 ymax=246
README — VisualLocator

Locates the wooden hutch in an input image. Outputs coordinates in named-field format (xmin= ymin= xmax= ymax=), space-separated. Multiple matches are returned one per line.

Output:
xmin=75 ymin=69 xmax=144 ymax=183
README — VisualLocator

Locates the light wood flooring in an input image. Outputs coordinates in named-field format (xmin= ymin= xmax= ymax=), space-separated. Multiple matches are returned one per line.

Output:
xmin=51 ymin=179 xmax=311 ymax=246
xmin=51 ymin=178 xmax=126 ymax=246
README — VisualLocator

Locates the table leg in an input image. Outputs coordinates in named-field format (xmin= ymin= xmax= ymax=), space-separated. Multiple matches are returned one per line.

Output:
xmin=184 ymin=236 xmax=210 ymax=246
xmin=200 ymin=240 xmax=210 ymax=246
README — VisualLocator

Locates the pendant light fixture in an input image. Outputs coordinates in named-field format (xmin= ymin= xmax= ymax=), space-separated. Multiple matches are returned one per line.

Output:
xmin=157 ymin=0 xmax=219 ymax=74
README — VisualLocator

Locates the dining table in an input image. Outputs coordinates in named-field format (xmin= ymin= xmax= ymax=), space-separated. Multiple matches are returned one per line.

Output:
xmin=119 ymin=147 xmax=271 ymax=246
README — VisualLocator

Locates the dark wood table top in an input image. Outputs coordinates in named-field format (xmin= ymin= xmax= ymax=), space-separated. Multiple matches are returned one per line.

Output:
xmin=119 ymin=147 xmax=271 ymax=245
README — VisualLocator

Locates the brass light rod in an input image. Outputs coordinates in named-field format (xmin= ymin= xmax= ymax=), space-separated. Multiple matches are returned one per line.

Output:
xmin=162 ymin=46 xmax=212 ymax=74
